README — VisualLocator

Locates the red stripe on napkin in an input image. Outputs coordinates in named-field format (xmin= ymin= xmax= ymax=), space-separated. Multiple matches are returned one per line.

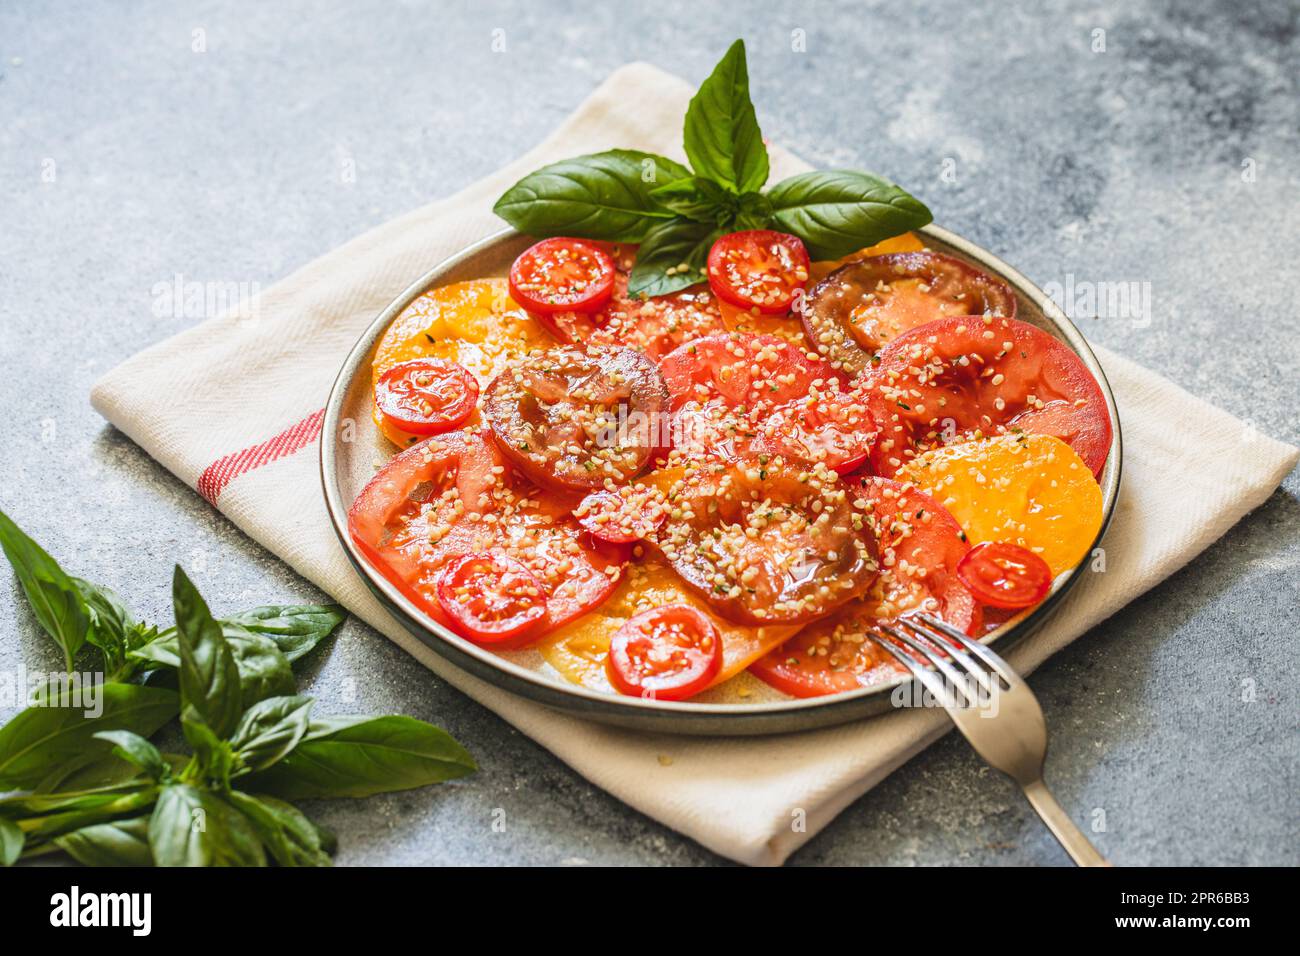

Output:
xmin=197 ymin=407 xmax=326 ymax=505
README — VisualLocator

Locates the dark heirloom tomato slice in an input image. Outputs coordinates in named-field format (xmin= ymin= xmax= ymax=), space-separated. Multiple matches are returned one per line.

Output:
xmin=374 ymin=358 xmax=479 ymax=436
xmin=508 ymin=238 xmax=615 ymax=315
xmin=706 ymin=230 xmax=811 ymax=315
xmin=652 ymin=456 xmax=879 ymax=626
xmin=957 ymin=541 xmax=1052 ymax=610
xmin=749 ymin=477 xmax=980 ymax=697
xmin=658 ymin=333 xmax=875 ymax=474
xmin=606 ymin=605 xmax=722 ymax=700
xmin=435 ymin=552 xmax=547 ymax=646
xmin=868 ymin=315 xmax=1111 ymax=477
xmin=347 ymin=430 xmax=621 ymax=642
xmin=802 ymin=252 xmax=1017 ymax=375
xmin=483 ymin=345 xmax=669 ymax=492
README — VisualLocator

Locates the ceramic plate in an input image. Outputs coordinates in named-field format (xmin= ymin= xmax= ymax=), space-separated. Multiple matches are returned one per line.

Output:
xmin=320 ymin=226 xmax=1122 ymax=735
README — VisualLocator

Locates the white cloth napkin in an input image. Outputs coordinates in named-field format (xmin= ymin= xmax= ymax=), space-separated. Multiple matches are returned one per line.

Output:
xmin=91 ymin=63 xmax=1298 ymax=866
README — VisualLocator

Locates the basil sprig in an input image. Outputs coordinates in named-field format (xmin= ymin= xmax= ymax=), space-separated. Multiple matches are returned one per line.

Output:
xmin=493 ymin=39 xmax=933 ymax=297
xmin=0 ymin=507 xmax=474 ymax=866
xmin=493 ymin=149 xmax=689 ymax=244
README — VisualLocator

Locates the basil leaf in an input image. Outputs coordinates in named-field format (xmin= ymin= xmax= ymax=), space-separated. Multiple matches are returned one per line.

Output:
xmin=0 ymin=682 xmax=178 ymax=789
xmin=131 ymin=626 xmax=294 ymax=707
xmin=21 ymin=787 xmax=159 ymax=843
xmin=171 ymin=567 xmax=241 ymax=739
xmin=128 ymin=632 xmax=181 ymax=669
xmin=735 ymin=191 xmax=775 ymax=230
xmin=648 ymin=176 xmax=735 ymax=222
xmin=181 ymin=713 xmax=236 ymax=787
xmin=34 ymin=750 xmax=184 ymax=795
xmin=221 ymin=604 xmax=346 ymax=662
xmin=493 ymin=149 xmax=689 ymax=242
xmin=73 ymin=578 xmax=135 ymax=657
xmin=0 ymin=782 xmax=150 ymax=818
xmin=54 ymin=816 xmax=153 ymax=867
xmin=229 ymin=695 xmax=313 ymax=774
xmin=0 ymin=507 xmax=90 ymax=671
xmin=225 ymin=791 xmax=332 ymax=867
xmin=765 ymin=169 xmax=933 ymax=260
xmin=92 ymin=730 xmax=168 ymax=780
xmin=683 ymin=39 xmax=768 ymax=193
xmin=0 ymin=818 xmax=22 ymax=866
xmin=245 ymin=715 xmax=475 ymax=800
xmin=149 ymin=784 xmax=266 ymax=867
xmin=627 ymin=218 xmax=720 ymax=299
xmin=33 ymin=757 xmax=138 ymax=794
xmin=226 ymin=629 xmax=297 ymax=706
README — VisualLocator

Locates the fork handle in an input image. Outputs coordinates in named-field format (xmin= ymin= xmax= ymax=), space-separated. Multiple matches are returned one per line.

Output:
xmin=1021 ymin=779 xmax=1111 ymax=867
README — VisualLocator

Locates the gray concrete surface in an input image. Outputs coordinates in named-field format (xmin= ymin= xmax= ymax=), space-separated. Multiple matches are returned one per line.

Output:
xmin=1 ymin=0 xmax=1297 ymax=865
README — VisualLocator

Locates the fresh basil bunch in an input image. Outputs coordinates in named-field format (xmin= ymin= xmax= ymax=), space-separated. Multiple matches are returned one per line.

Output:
xmin=493 ymin=39 xmax=932 ymax=299
xmin=0 ymin=508 xmax=474 ymax=866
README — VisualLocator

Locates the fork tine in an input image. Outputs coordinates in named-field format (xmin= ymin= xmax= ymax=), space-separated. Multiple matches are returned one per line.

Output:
xmin=869 ymin=627 xmax=964 ymax=710
xmin=894 ymin=616 xmax=998 ymax=699
xmin=915 ymin=611 xmax=1018 ymax=685
xmin=876 ymin=623 xmax=972 ymax=707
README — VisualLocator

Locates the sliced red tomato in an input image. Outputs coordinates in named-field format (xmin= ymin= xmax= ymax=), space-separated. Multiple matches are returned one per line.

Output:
xmin=868 ymin=316 xmax=1112 ymax=477
xmin=374 ymin=358 xmax=479 ymax=436
xmin=606 ymin=605 xmax=722 ymax=700
xmin=802 ymin=252 xmax=1017 ymax=375
xmin=751 ymin=383 xmax=877 ymax=475
xmin=435 ymin=552 xmax=548 ymax=645
xmin=540 ymin=269 xmax=729 ymax=362
xmin=482 ymin=345 xmax=669 ymax=492
xmin=957 ymin=541 xmax=1052 ymax=610
xmin=707 ymin=230 xmax=810 ymax=315
xmin=508 ymin=238 xmax=615 ymax=315
xmin=749 ymin=477 xmax=980 ymax=697
xmin=347 ymin=430 xmax=621 ymax=641
xmin=658 ymin=333 xmax=875 ymax=473
xmin=659 ymin=332 xmax=827 ymax=410
xmin=611 ymin=285 xmax=728 ymax=360
xmin=574 ymin=487 xmax=668 ymax=544
xmin=652 ymin=456 xmax=879 ymax=626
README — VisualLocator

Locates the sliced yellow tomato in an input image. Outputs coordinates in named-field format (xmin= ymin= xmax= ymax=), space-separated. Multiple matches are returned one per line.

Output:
xmin=895 ymin=433 xmax=1103 ymax=576
xmin=538 ymin=554 xmax=801 ymax=695
xmin=807 ymin=232 xmax=927 ymax=283
xmin=371 ymin=278 xmax=554 ymax=446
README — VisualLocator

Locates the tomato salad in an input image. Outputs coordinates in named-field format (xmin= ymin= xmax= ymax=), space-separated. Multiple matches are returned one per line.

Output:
xmin=351 ymin=231 xmax=1111 ymax=702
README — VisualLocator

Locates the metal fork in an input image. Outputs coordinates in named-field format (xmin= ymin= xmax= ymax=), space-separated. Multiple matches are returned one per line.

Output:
xmin=871 ymin=612 xmax=1110 ymax=866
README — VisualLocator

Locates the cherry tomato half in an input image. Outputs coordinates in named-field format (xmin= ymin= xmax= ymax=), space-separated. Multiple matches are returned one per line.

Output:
xmin=956 ymin=541 xmax=1053 ymax=610
xmin=374 ymin=358 xmax=479 ymax=436
xmin=606 ymin=605 xmax=722 ymax=701
xmin=706 ymin=230 xmax=810 ymax=315
xmin=435 ymin=552 xmax=549 ymax=646
xmin=508 ymin=238 xmax=616 ymax=315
